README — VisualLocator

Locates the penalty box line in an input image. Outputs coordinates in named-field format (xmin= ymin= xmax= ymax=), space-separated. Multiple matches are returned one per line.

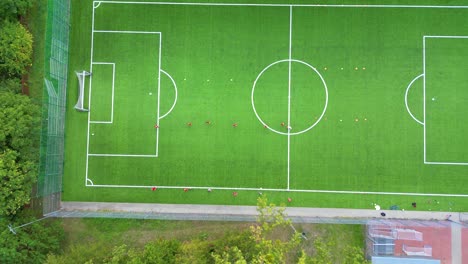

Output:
xmin=423 ymin=35 xmax=468 ymax=166
xmin=87 ymin=20 xmax=162 ymax=187
xmin=85 ymin=184 xmax=468 ymax=197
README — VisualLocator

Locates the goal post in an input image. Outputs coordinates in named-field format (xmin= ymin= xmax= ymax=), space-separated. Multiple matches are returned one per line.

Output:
xmin=75 ymin=70 xmax=91 ymax=111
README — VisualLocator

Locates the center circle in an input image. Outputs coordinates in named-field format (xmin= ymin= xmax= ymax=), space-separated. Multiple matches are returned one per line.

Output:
xmin=251 ymin=59 xmax=328 ymax=136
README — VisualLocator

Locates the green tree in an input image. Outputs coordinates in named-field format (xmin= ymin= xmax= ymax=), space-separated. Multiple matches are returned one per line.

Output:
xmin=0 ymin=216 xmax=63 ymax=264
xmin=0 ymin=149 xmax=35 ymax=216
xmin=250 ymin=196 xmax=302 ymax=263
xmin=175 ymin=239 xmax=210 ymax=264
xmin=128 ymin=239 xmax=181 ymax=264
xmin=211 ymin=230 xmax=257 ymax=262
xmin=0 ymin=21 xmax=33 ymax=78
xmin=0 ymin=91 xmax=39 ymax=157
xmin=0 ymin=77 xmax=22 ymax=93
xmin=212 ymin=246 xmax=247 ymax=264
xmin=309 ymin=238 xmax=333 ymax=264
xmin=0 ymin=91 xmax=39 ymax=216
xmin=343 ymin=246 xmax=369 ymax=264
xmin=0 ymin=0 xmax=33 ymax=20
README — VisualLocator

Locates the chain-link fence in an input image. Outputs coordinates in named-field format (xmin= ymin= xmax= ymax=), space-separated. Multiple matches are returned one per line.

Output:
xmin=38 ymin=0 xmax=71 ymax=215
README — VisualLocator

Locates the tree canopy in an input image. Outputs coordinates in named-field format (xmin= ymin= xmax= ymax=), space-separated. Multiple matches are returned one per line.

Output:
xmin=0 ymin=0 xmax=33 ymax=20
xmin=0 ymin=21 xmax=33 ymax=78
xmin=0 ymin=216 xmax=63 ymax=264
xmin=0 ymin=91 xmax=39 ymax=216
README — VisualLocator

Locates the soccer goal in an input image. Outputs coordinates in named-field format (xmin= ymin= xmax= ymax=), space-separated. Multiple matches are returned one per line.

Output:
xmin=75 ymin=71 xmax=91 ymax=111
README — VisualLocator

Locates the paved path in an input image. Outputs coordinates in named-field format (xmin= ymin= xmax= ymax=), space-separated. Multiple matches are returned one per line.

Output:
xmin=59 ymin=202 xmax=463 ymax=223
xmin=451 ymin=222 xmax=462 ymax=264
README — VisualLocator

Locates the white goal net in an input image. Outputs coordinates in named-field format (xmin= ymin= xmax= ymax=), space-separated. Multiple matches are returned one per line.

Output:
xmin=75 ymin=71 xmax=91 ymax=111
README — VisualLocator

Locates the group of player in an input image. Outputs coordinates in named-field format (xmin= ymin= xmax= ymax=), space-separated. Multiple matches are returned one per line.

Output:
xmin=153 ymin=121 xmax=292 ymax=130
xmin=151 ymin=186 xmax=293 ymax=203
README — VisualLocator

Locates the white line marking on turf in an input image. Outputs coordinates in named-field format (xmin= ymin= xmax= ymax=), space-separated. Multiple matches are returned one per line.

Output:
xmin=90 ymin=121 xmax=112 ymax=124
xmin=85 ymin=4 xmax=97 ymax=186
xmin=156 ymin=34 xmax=162 ymax=157
xmin=93 ymin=30 xmax=162 ymax=34
xmin=423 ymin=36 xmax=427 ymax=163
xmin=90 ymin=62 xmax=115 ymax=123
xmin=287 ymin=5 xmax=292 ymax=190
xmin=159 ymin=69 xmax=178 ymax=119
xmin=89 ymin=154 xmax=158 ymax=157
xmin=95 ymin=1 xmax=468 ymax=9
xmin=422 ymin=36 xmax=468 ymax=166
xmin=404 ymin=74 xmax=424 ymax=125
xmin=424 ymin=35 xmax=468 ymax=38
xmin=86 ymin=184 xmax=468 ymax=197
xmin=251 ymin=59 xmax=328 ymax=136
xmin=93 ymin=1 xmax=101 ymax=8
xmin=425 ymin=161 xmax=468 ymax=166
xmin=86 ymin=179 xmax=94 ymax=186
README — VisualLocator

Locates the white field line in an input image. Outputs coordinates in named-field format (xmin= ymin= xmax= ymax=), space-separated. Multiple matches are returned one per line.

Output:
xmin=90 ymin=62 xmax=115 ymax=123
xmin=159 ymin=69 xmax=178 ymax=119
xmin=422 ymin=36 xmax=468 ymax=166
xmin=404 ymin=74 xmax=424 ymax=125
xmin=95 ymin=1 xmax=468 ymax=9
xmin=90 ymin=121 xmax=112 ymax=124
xmin=87 ymin=29 xmax=160 ymax=182
xmin=86 ymin=184 xmax=468 ymax=197
xmin=251 ymin=59 xmax=328 ymax=136
xmin=156 ymin=34 xmax=162 ymax=156
xmin=89 ymin=154 xmax=158 ymax=157
xmin=425 ymin=161 xmax=468 ymax=166
xmin=112 ymin=63 xmax=115 ymax=122
xmin=85 ymin=5 xmax=97 ymax=185
xmin=93 ymin=30 xmax=162 ymax=34
xmin=86 ymin=179 xmax=94 ymax=186
xmin=424 ymin=35 xmax=468 ymax=39
xmin=287 ymin=5 xmax=292 ymax=190
xmin=423 ymin=37 xmax=427 ymax=162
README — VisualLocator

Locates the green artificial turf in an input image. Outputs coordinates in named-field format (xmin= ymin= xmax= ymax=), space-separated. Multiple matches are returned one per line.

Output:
xmin=63 ymin=0 xmax=468 ymax=211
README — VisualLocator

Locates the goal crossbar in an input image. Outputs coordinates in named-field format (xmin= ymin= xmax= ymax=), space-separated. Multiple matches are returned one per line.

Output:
xmin=75 ymin=71 xmax=91 ymax=112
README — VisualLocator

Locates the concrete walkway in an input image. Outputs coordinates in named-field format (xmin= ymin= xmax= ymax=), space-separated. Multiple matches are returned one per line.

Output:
xmin=59 ymin=202 xmax=463 ymax=223
xmin=451 ymin=222 xmax=462 ymax=264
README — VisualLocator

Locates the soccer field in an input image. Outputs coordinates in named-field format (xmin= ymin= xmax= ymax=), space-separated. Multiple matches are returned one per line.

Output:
xmin=63 ymin=0 xmax=468 ymax=211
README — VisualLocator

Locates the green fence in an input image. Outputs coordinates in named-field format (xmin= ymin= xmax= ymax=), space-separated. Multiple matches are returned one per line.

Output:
xmin=38 ymin=0 xmax=71 ymax=215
